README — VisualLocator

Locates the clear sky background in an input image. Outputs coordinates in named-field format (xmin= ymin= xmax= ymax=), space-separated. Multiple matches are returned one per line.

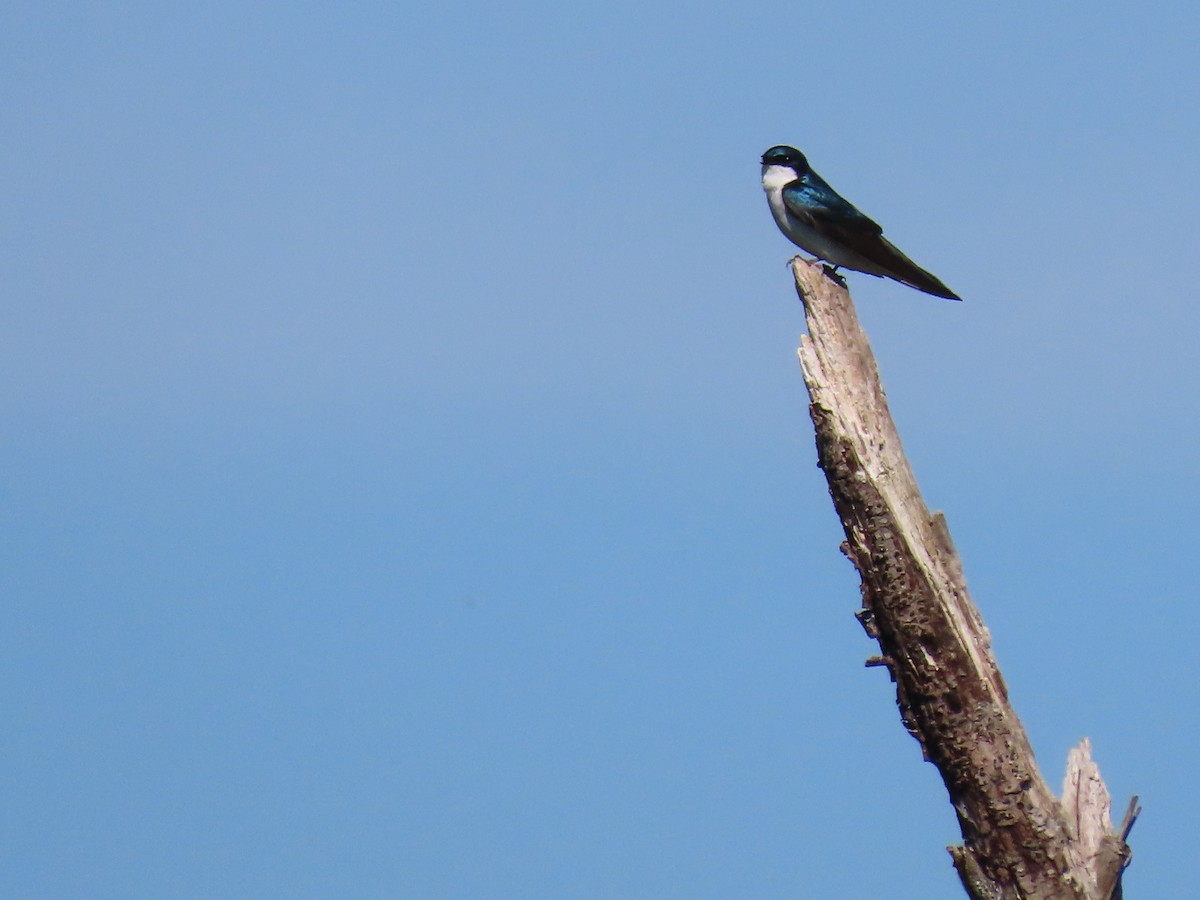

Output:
xmin=3 ymin=2 xmax=1197 ymax=897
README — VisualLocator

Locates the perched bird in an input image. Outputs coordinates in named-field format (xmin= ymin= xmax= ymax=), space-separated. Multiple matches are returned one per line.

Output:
xmin=760 ymin=145 xmax=961 ymax=300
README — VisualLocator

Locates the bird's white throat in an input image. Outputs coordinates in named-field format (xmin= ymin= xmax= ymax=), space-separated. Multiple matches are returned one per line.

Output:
xmin=761 ymin=164 xmax=798 ymax=194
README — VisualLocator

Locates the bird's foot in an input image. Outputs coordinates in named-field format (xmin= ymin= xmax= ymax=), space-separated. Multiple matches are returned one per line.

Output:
xmin=820 ymin=263 xmax=847 ymax=287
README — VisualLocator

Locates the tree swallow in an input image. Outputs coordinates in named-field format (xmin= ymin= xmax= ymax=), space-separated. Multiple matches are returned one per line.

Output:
xmin=760 ymin=145 xmax=961 ymax=300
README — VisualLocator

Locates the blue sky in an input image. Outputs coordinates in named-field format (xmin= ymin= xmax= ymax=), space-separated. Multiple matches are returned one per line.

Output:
xmin=3 ymin=2 xmax=1197 ymax=897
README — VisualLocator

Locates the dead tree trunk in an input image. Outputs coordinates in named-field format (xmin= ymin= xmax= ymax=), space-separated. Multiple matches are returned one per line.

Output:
xmin=789 ymin=259 xmax=1137 ymax=899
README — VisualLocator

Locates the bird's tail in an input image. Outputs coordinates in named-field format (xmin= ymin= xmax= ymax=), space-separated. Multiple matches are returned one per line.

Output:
xmin=875 ymin=236 xmax=962 ymax=301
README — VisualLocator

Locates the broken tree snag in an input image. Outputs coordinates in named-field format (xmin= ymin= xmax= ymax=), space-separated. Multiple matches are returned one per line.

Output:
xmin=789 ymin=258 xmax=1134 ymax=900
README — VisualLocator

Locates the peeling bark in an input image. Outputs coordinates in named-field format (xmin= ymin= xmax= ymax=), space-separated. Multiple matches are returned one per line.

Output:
xmin=790 ymin=259 xmax=1136 ymax=899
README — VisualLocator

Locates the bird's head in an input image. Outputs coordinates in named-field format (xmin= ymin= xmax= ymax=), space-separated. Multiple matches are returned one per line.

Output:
xmin=761 ymin=145 xmax=809 ymax=193
xmin=761 ymin=145 xmax=809 ymax=174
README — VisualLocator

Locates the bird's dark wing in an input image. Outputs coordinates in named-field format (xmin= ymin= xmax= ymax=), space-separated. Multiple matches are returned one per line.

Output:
xmin=783 ymin=172 xmax=962 ymax=300
xmin=781 ymin=172 xmax=884 ymax=244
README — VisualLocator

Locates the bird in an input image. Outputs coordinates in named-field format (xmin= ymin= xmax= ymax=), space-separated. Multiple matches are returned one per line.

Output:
xmin=760 ymin=145 xmax=961 ymax=300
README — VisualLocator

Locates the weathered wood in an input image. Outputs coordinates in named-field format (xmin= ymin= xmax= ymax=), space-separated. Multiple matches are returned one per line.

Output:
xmin=790 ymin=258 xmax=1134 ymax=899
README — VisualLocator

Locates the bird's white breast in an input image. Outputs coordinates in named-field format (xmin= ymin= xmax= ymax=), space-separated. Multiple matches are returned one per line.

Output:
xmin=760 ymin=164 xmax=802 ymax=239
